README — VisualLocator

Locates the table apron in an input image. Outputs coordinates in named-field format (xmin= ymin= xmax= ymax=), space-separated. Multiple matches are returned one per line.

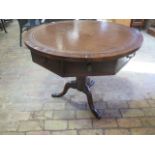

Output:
xmin=31 ymin=51 xmax=134 ymax=77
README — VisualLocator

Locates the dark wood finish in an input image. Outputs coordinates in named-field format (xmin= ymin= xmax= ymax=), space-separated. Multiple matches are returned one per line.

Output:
xmin=131 ymin=19 xmax=145 ymax=28
xmin=148 ymin=27 xmax=155 ymax=37
xmin=31 ymin=51 xmax=135 ymax=77
xmin=24 ymin=20 xmax=143 ymax=61
xmin=24 ymin=20 xmax=143 ymax=119
xmin=52 ymin=77 xmax=101 ymax=119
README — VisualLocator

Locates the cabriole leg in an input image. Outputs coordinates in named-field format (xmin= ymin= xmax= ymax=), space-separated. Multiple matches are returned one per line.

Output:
xmin=52 ymin=76 xmax=101 ymax=119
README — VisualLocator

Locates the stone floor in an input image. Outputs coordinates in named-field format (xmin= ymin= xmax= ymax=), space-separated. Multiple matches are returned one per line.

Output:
xmin=0 ymin=20 xmax=155 ymax=135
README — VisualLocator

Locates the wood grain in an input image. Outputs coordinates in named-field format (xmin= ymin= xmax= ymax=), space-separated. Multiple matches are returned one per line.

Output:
xmin=24 ymin=20 xmax=143 ymax=62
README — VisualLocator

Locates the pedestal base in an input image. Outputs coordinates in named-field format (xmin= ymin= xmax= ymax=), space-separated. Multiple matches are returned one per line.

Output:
xmin=52 ymin=77 xmax=101 ymax=119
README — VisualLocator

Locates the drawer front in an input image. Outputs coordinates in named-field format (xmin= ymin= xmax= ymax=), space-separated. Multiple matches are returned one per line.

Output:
xmin=30 ymin=51 xmax=135 ymax=77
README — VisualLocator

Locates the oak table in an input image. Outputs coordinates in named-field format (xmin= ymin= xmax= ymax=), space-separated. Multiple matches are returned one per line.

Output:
xmin=24 ymin=20 xmax=143 ymax=119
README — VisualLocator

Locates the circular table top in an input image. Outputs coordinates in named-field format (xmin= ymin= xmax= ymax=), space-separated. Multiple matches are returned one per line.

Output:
xmin=24 ymin=20 xmax=143 ymax=61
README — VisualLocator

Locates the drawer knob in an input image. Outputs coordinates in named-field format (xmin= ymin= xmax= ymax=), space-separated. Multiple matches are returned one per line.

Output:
xmin=87 ymin=63 xmax=92 ymax=72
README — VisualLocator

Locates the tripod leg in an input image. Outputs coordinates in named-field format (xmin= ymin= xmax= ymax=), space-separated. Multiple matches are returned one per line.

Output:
xmin=83 ymin=85 xmax=101 ymax=119
xmin=52 ymin=81 xmax=76 ymax=97
xmin=51 ymin=76 xmax=101 ymax=119
xmin=86 ymin=77 xmax=95 ymax=88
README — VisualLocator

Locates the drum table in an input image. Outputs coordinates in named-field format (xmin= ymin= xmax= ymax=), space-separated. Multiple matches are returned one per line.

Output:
xmin=24 ymin=20 xmax=143 ymax=119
